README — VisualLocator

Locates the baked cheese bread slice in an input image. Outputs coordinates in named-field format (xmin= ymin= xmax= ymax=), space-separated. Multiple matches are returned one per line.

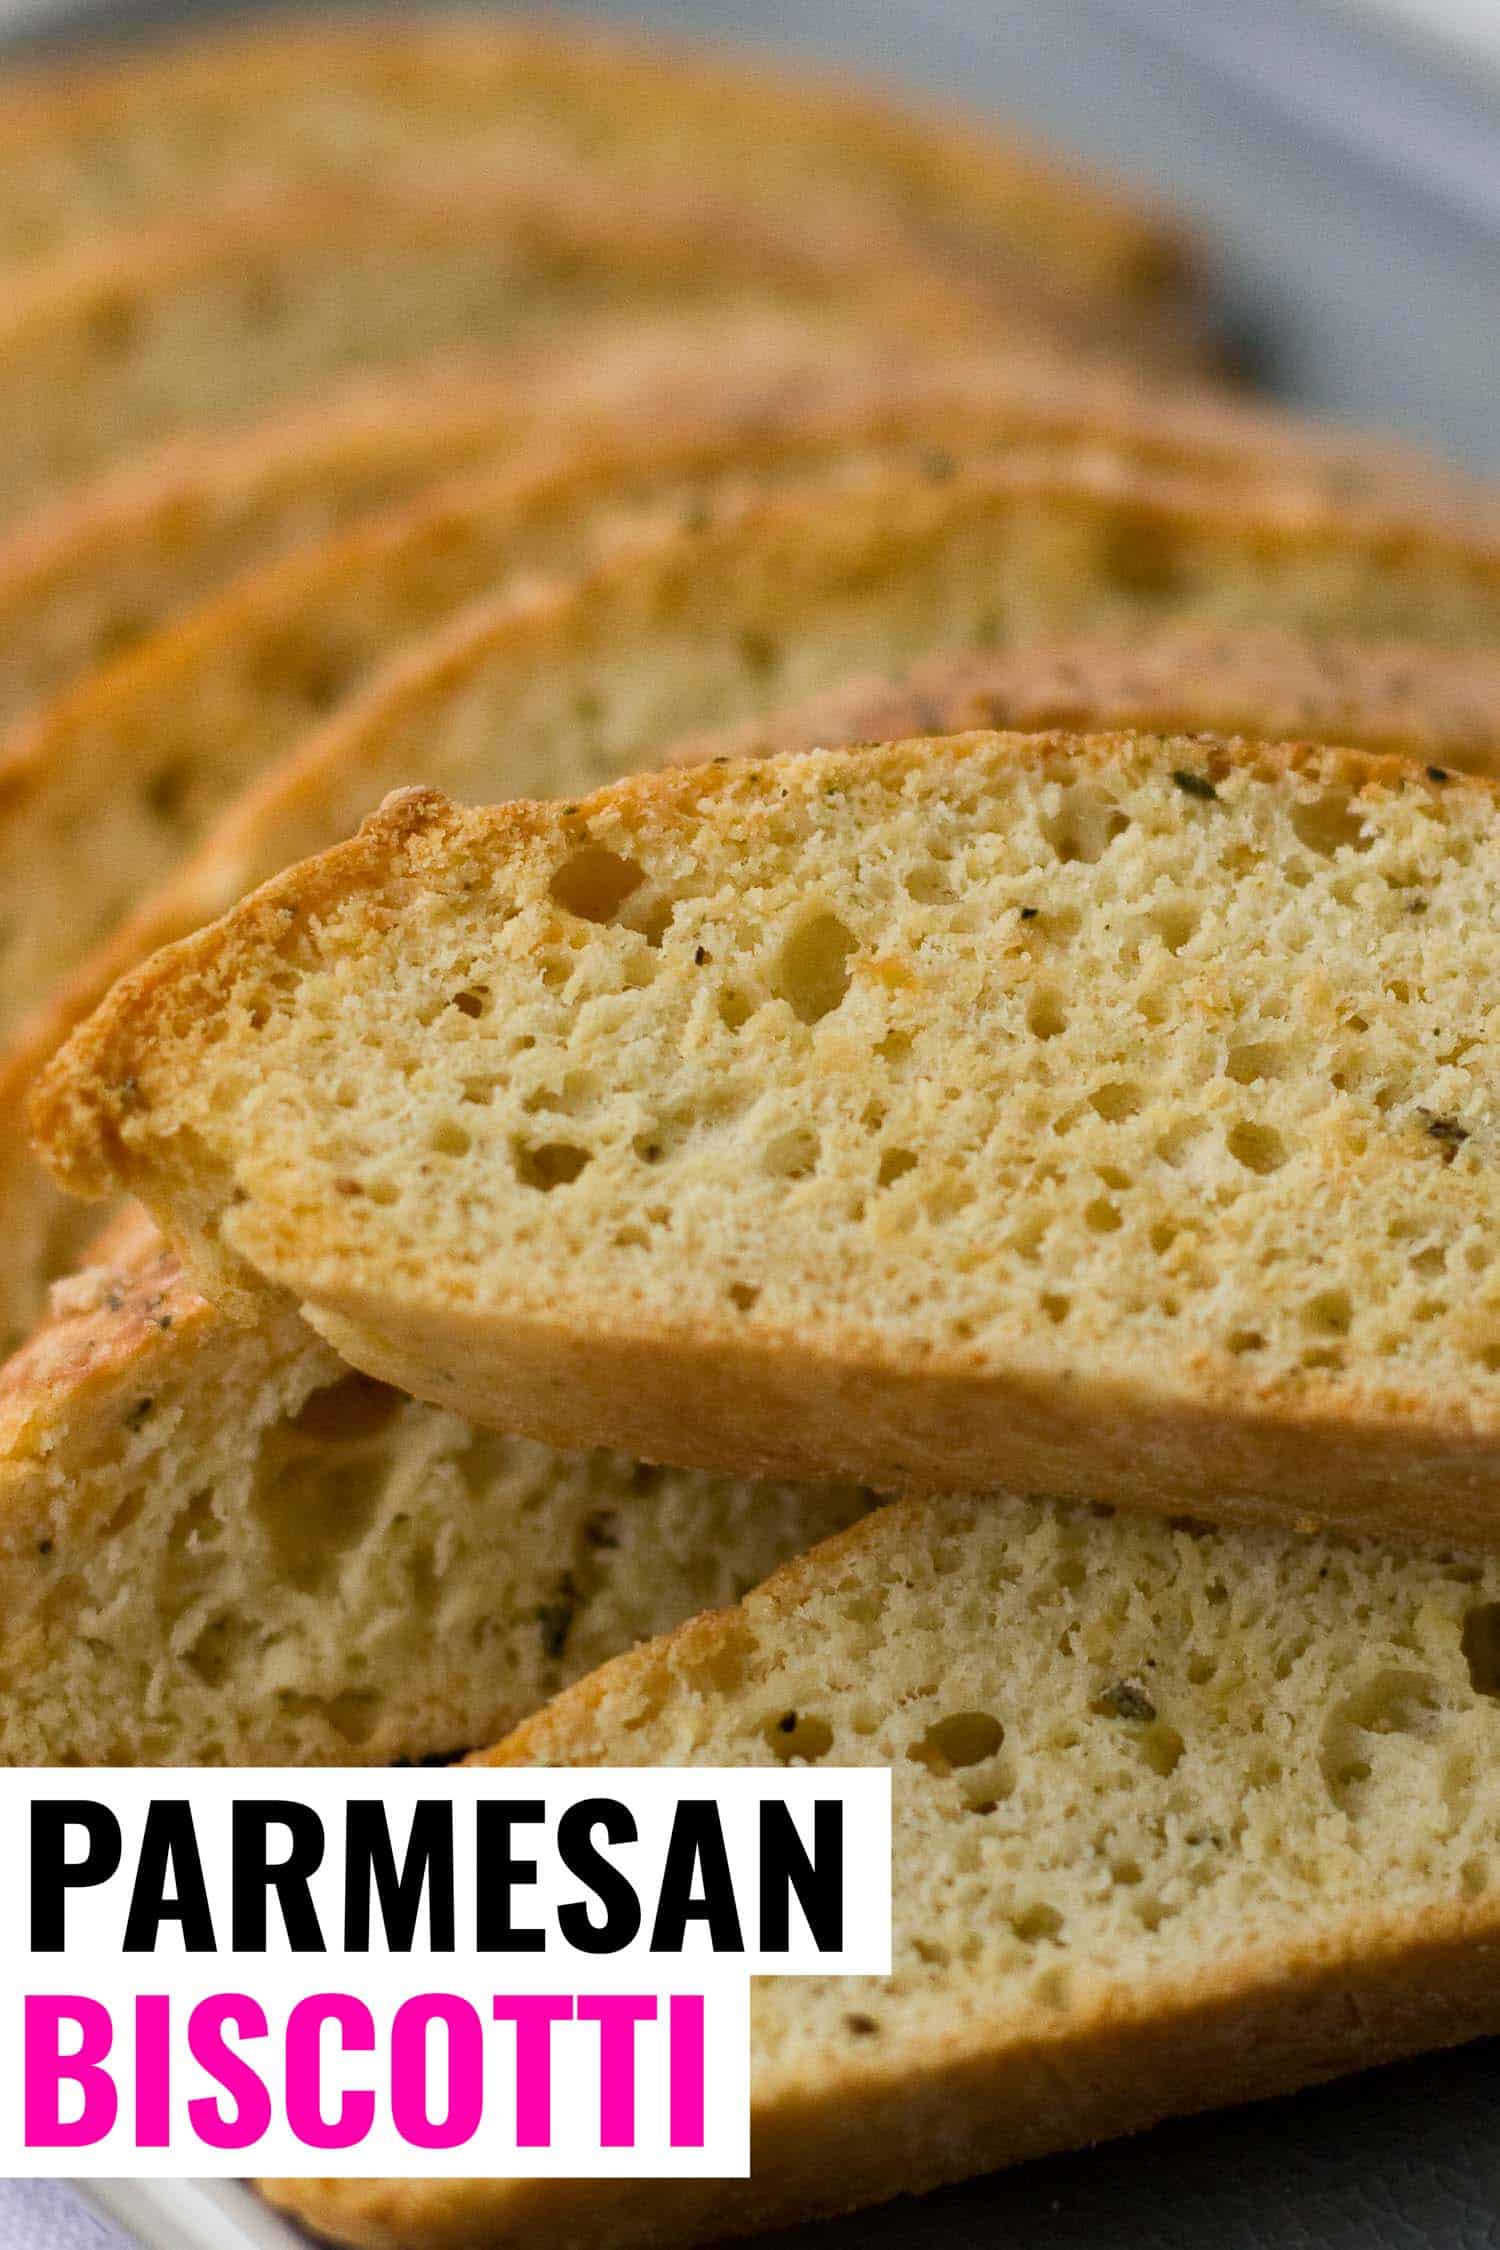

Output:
xmin=0 ymin=170 xmax=1000 ymax=532
xmin=12 ymin=449 xmax=1500 ymax=1350
xmin=0 ymin=1207 xmax=869 ymax=1766
xmin=268 ymin=1485 xmax=1500 ymax=2248
xmin=0 ymin=12 xmax=1195 ymax=346
xmin=41 ymin=729 xmax=1500 ymax=1551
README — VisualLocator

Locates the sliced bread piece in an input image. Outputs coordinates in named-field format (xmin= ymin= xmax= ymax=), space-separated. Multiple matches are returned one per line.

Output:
xmin=0 ymin=13 xmax=1195 ymax=342
xmin=268 ymin=1486 xmax=1500 ymax=2249
xmin=0 ymin=169 xmax=1001 ymax=531
xmin=1 ymin=319 xmax=1488 ymax=768
xmin=13 ymin=452 xmax=1500 ymax=1347
xmin=0 ymin=1207 xmax=870 ymax=1765
xmin=42 ymin=730 xmax=1500 ymax=1551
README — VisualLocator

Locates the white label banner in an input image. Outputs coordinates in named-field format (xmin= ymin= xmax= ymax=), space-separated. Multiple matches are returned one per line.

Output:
xmin=0 ymin=1768 xmax=891 ymax=2178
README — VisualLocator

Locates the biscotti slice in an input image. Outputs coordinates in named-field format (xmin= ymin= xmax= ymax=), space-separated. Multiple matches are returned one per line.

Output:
xmin=268 ymin=1487 xmax=1500 ymax=2250
xmin=6 ymin=634 xmax=1498 ymax=1364
xmin=0 ymin=169 xmax=1001 ymax=532
xmin=12 ymin=448 xmax=1500 ymax=1349
xmin=42 ymin=730 xmax=1500 ymax=1551
xmin=0 ymin=1207 xmax=870 ymax=1766
xmin=0 ymin=13 xmax=1195 ymax=347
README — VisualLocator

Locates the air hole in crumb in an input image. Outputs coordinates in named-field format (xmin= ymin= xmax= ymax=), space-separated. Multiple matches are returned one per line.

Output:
xmin=878 ymin=1147 xmax=917 ymax=1188
xmin=1040 ymin=1293 xmax=1070 ymax=1324
xmin=1010 ymin=1902 xmax=1063 ymax=1944
xmin=1227 ymin=1329 xmax=1264 ymax=1355
xmin=905 ymin=864 xmax=955 ymax=904
xmin=549 ymin=846 xmax=645 ymax=922
xmin=1320 ymin=1669 xmax=1441 ymax=1813
xmin=1304 ymin=1289 xmax=1352 ymax=1336
xmin=764 ymin=1126 xmax=819 ymax=1180
xmin=1227 ymin=1122 xmax=1287 ymax=1175
xmin=1292 ymin=791 xmax=1370 ymax=857
xmin=844 ymin=2013 xmax=879 ymax=2037
xmin=1041 ymin=792 xmax=1130 ymax=864
xmin=1028 ymin=990 xmax=1067 ymax=1040
xmin=515 ymin=1141 xmax=591 ymax=1191
xmin=1084 ymin=1197 xmax=1122 ymax=1234
xmin=1090 ymin=1082 xmax=1141 ymax=1121
xmin=450 ymin=987 xmax=488 ymax=1019
xmin=908 ymin=1710 xmax=1004 ymax=1773
xmin=765 ymin=1711 xmax=833 ymax=1762
xmin=1150 ymin=902 xmax=1197 ymax=954
xmin=728 ymin=1283 xmax=759 ymax=1312
xmin=1462 ymin=1604 xmax=1500 ymax=1698
xmin=1226 ymin=1041 xmax=1284 ymax=1085
xmin=288 ymin=1374 xmax=401 ymax=1444
xmin=718 ymin=986 xmax=753 ymax=1032
xmin=773 ymin=910 xmax=856 ymax=1026
xmin=429 ymin=1119 xmax=471 ymax=1157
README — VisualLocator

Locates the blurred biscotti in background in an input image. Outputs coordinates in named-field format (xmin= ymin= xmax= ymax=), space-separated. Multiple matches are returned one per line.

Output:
xmin=0 ymin=12 xmax=1203 ymax=352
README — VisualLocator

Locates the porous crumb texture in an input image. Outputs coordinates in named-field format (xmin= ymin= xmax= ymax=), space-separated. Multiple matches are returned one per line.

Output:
xmin=46 ymin=729 xmax=1500 ymax=1543
xmin=0 ymin=14 xmax=1190 ymax=320
xmin=274 ymin=1488 xmax=1500 ymax=2249
xmin=0 ymin=1223 xmax=869 ymax=1765
xmin=13 ymin=465 xmax=1500 ymax=1360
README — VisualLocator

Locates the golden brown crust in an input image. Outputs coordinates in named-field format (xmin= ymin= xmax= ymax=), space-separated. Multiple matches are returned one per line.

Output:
xmin=0 ymin=1213 xmax=209 ymax=1464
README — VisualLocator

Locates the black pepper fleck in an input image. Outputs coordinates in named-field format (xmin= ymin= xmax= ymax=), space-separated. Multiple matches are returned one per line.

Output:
xmin=1172 ymin=770 xmax=1218 ymax=802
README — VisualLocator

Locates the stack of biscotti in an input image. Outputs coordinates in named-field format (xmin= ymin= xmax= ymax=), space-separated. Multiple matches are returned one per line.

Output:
xmin=15 ymin=16 xmax=1500 ymax=2246
xmin=5 ymin=630 xmax=1499 ymax=1773
xmin=34 ymin=722 xmax=1500 ymax=2250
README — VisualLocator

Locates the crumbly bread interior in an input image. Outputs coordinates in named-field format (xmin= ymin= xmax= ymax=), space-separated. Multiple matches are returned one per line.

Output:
xmin=270 ymin=1487 xmax=1500 ymax=2249
xmin=0 ymin=1217 xmax=869 ymax=1765
xmin=0 ymin=15 xmax=1183 ymax=310
xmin=43 ymin=729 xmax=1500 ymax=1541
